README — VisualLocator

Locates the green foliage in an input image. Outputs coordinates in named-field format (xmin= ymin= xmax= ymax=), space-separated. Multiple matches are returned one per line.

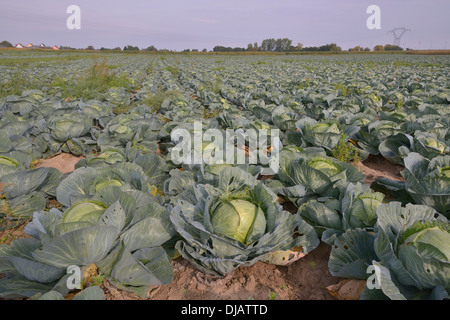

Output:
xmin=203 ymin=107 xmax=221 ymax=119
xmin=53 ymin=57 xmax=132 ymax=100
xmin=0 ymin=71 xmax=45 ymax=97
xmin=164 ymin=65 xmax=180 ymax=76
xmin=335 ymin=83 xmax=348 ymax=96
xmin=90 ymin=273 xmax=107 ymax=287
xmin=0 ymin=40 xmax=13 ymax=47
xmin=332 ymin=134 xmax=361 ymax=163
xmin=142 ymin=90 xmax=183 ymax=113
xmin=268 ymin=290 xmax=277 ymax=300
xmin=384 ymin=44 xmax=404 ymax=51
xmin=123 ymin=45 xmax=139 ymax=51
xmin=202 ymin=77 xmax=223 ymax=94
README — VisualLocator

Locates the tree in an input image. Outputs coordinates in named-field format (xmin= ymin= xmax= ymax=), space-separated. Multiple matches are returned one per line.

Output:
xmin=261 ymin=38 xmax=276 ymax=51
xmin=202 ymin=48 xmax=207 ymax=52
xmin=278 ymin=38 xmax=292 ymax=51
xmin=329 ymin=43 xmax=342 ymax=52
xmin=145 ymin=45 xmax=158 ymax=51
xmin=86 ymin=45 xmax=95 ymax=50
xmin=258 ymin=38 xmax=295 ymax=52
xmin=123 ymin=45 xmax=139 ymax=51
xmin=302 ymin=46 xmax=320 ymax=52
xmin=0 ymin=40 xmax=12 ymax=47
xmin=213 ymin=46 xmax=245 ymax=52
xmin=260 ymin=38 xmax=293 ymax=52
xmin=351 ymin=46 xmax=363 ymax=52
xmin=384 ymin=44 xmax=403 ymax=51
xmin=317 ymin=43 xmax=341 ymax=52
xmin=374 ymin=44 xmax=385 ymax=51
xmin=275 ymin=38 xmax=283 ymax=51
xmin=247 ymin=43 xmax=253 ymax=51
xmin=268 ymin=38 xmax=276 ymax=51
xmin=213 ymin=46 xmax=226 ymax=52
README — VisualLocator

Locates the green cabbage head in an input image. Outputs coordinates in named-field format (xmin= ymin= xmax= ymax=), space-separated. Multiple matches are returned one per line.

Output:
xmin=211 ymin=199 xmax=266 ymax=245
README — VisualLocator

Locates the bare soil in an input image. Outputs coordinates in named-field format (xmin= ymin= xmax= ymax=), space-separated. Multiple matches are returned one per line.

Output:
xmin=34 ymin=153 xmax=84 ymax=173
xmin=0 ymin=224 xmax=30 ymax=245
xmin=100 ymin=242 xmax=341 ymax=301
xmin=355 ymin=154 xmax=404 ymax=185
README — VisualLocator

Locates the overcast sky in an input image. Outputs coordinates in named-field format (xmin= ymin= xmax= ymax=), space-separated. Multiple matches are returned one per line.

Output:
xmin=1 ymin=0 xmax=449 ymax=50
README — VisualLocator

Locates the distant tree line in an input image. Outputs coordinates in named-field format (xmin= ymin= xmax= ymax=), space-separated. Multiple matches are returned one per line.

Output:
xmin=301 ymin=43 xmax=342 ymax=52
xmin=1 ymin=38 xmax=406 ymax=53
xmin=214 ymin=38 xmax=306 ymax=52
xmin=213 ymin=41 xmax=405 ymax=53
xmin=212 ymin=39 xmax=346 ymax=53
xmin=373 ymin=44 xmax=404 ymax=51
xmin=212 ymin=46 xmax=246 ymax=52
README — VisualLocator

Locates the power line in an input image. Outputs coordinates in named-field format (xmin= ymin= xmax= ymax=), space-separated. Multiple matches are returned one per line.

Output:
xmin=387 ymin=28 xmax=411 ymax=47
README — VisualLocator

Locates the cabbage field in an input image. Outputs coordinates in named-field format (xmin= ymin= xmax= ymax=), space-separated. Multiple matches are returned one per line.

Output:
xmin=0 ymin=51 xmax=449 ymax=300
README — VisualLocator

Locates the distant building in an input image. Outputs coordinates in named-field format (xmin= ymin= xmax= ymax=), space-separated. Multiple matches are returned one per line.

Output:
xmin=28 ymin=44 xmax=49 ymax=50
xmin=13 ymin=42 xmax=61 ymax=50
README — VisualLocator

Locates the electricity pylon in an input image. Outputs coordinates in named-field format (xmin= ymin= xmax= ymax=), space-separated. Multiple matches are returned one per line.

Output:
xmin=387 ymin=28 xmax=411 ymax=47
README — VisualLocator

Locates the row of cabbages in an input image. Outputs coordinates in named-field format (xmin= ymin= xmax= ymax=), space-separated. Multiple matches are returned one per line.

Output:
xmin=1 ymin=145 xmax=448 ymax=300
xmin=0 ymin=151 xmax=321 ymax=298
xmin=0 ymin=54 xmax=449 ymax=300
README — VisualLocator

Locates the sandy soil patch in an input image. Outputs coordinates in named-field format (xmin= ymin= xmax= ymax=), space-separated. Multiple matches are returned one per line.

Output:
xmin=355 ymin=154 xmax=404 ymax=185
xmin=35 ymin=153 xmax=84 ymax=174
xmin=100 ymin=242 xmax=341 ymax=301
